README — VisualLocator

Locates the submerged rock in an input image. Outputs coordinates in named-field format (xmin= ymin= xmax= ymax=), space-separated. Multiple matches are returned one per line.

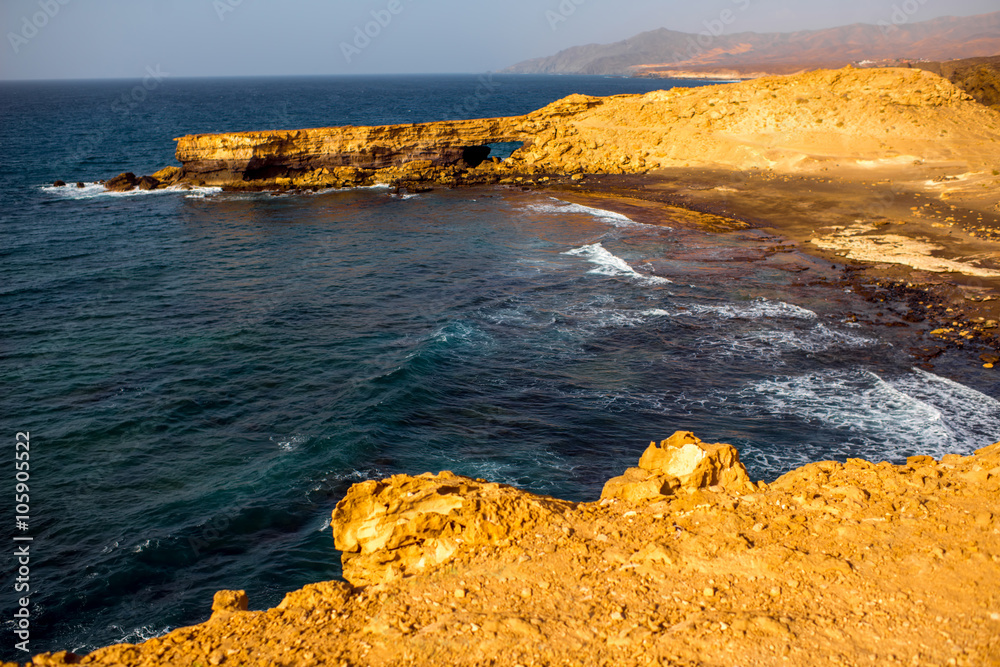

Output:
xmin=136 ymin=175 xmax=160 ymax=190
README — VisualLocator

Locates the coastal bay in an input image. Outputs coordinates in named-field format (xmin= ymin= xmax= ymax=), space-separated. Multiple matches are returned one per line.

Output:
xmin=5 ymin=69 xmax=1000 ymax=665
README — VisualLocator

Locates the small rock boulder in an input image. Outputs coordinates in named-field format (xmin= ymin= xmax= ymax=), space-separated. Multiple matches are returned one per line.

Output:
xmin=150 ymin=166 xmax=182 ymax=185
xmin=277 ymin=580 xmax=353 ymax=611
xmin=136 ymin=175 xmax=160 ymax=190
xmin=75 ymin=182 xmax=86 ymax=188
xmin=104 ymin=172 xmax=138 ymax=192
xmin=211 ymin=590 xmax=248 ymax=616
xmin=332 ymin=471 xmax=573 ymax=586
xmin=53 ymin=180 xmax=66 ymax=187
xmin=602 ymin=431 xmax=756 ymax=503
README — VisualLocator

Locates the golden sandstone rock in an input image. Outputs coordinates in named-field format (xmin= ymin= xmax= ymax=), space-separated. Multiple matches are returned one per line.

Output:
xmin=602 ymin=431 xmax=757 ymax=503
xmin=22 ymin=434 xmax=1000 ymax=666
xmin=331 ymin=470 xmax=574 ymax=585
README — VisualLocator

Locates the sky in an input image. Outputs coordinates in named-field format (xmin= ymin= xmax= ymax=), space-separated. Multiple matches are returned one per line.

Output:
xmin=2 ymin=0 xmax=998 ymax=80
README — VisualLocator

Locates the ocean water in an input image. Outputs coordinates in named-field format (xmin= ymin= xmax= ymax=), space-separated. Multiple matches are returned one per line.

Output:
xmin=2 ymin=75 xmax=999 ymax=658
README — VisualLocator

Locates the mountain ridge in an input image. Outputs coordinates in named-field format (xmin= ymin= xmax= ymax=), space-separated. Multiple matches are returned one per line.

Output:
xmin=505 ymin=11 xmax=1000 ymax=77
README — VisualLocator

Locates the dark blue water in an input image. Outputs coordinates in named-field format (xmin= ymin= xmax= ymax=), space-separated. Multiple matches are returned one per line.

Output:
xmin=2 ymin=75 xmax=999 ymax=658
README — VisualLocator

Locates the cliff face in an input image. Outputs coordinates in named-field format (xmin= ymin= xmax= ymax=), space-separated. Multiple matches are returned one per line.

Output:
xmin=33 ymin=432 xmax=1000 ymax=667
xmin=141 ymin=67 xmax=1000 ymax=193
xmin=174 ymin=117 xmax=531 ymax=184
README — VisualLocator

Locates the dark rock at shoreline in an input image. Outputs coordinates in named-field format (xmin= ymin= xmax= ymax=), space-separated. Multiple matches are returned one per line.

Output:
xmin=76 ymin=182 xmax=85 ymax=188
xmin=150 ymin=165 xmax=182 ymax=186
xmin=105 ymin=172 xmax=138 ymax=192
xmin=136 ymin=176 xmax=160 ymax=191
xmin=53 ymin=180 xmax=66 ymax=187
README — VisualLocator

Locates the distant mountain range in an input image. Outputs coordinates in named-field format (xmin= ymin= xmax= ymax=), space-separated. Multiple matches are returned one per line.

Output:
xmin=505 ymin=11 xmax=1000 ymax=78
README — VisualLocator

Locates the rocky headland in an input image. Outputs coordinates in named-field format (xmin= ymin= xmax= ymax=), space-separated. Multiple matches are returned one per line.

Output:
xmin=19 ymin=432 xmax=1000 ymax=666
xmin=115 ymin=67 xmax=1000 ymax=192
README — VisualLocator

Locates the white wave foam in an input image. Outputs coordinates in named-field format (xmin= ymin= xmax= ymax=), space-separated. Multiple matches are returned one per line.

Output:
xmin=42 ymin=182 xmax=222 ymax=200
xmin=183 ymin=188 xmax=224 ymax=199
xmin=740 ymin=368 xmax=1000 ymax=459
xmin=526 ymin=199 xmax=655 ymax=228
xmin=433 ymin=321 xmax=481 ymax=344
xmin=887 ymin=368 xmax=1000 ymax=447
xmin=42 ymin=181 xmax=392 ymax=200
xmin=564 ymin=243 xmax=672 ymax=285
xmin=109 ymin=624 xmax=173 ymax=646
xmin=274 ymin=434 xmax=306 ymax=452
xmin=686 ymin=298 xmax=817 ymax=321
xmin=132 ymin=538 xmax=157 ymax=553
xmin=700 ymin=323 xmax=879 ymax=364
xmin=577 ymin=307 xmax=658 ymax=329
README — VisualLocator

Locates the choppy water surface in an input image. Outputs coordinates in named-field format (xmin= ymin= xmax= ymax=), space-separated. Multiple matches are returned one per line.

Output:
xmin=1 ymin=76 xmax=998 ymax=658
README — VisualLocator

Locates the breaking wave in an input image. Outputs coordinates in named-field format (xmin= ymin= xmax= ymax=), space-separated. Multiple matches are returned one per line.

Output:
xmin=564 ymin=243 xmax=672 ymax=285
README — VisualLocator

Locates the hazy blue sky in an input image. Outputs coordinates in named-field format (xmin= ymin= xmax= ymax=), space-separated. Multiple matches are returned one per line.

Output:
xmin=3 ymin=0 xmax=998 ymax=80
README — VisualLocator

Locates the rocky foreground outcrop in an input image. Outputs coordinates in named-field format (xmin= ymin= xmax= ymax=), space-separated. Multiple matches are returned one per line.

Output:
xmin=108 ymin=67 xmax=1000 ymax=192
xmin=23 ymin=432 xmax=1000 ymax=666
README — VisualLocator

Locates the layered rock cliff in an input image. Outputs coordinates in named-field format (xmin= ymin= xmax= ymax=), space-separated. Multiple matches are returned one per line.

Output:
xmin=111 ymin=67 xmax=1000 ymax=192
xmin=24 ymin=432 xmax=1000 ymax=666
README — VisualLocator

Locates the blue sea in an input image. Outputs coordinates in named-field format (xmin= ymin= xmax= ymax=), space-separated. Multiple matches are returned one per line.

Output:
xmin=1 ymin=74 xmax=998 ymax=658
